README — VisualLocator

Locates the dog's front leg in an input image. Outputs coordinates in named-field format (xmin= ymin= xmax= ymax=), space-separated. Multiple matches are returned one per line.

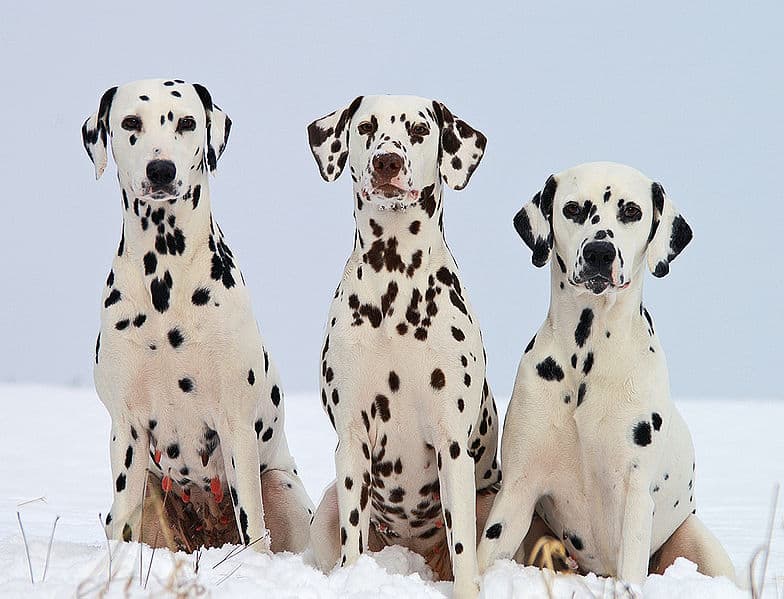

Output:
xmin=617 ymin=463 xmax=655 ymax=584
xmin=218 ymin=419 xmax=269 ymax=551
xmin=334 ymin=427 xmax=372 ymax=567
xmin=105 ymin=414 xmax=149 ymax=541
xmin=435 ymin=428 xmax=480 ymax=599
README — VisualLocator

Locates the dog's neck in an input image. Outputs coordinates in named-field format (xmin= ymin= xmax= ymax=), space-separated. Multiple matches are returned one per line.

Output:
xmin=116 ymin=175 xmax=213 ymax=263
xmin=546 ymin=256 xmax=649 ymax=341
xmin=351 ymin=182 xmax=446 ymax=267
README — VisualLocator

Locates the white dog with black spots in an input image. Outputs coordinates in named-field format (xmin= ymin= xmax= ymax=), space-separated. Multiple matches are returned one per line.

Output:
xmin=83 ymin=78 xmax=312 ymax=553
xmin=307 ymin=95 xmax=500 ymax=599
xmin=477 ymin=162 xmax=735 ymax=586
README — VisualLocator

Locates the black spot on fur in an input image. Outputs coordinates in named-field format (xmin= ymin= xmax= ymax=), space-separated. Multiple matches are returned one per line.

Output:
xmin=577 ymin=383 xmax=587 ymax=406
xmin=239 ymin=508 xmax=250 ymax=544
xmin=449 ymin=442 xmax=460 ymax=459
xmin=430 ymin=368 xmax=446 ymax=389
xmin=486 ymin=523 xmax=502 ymax=539
xmin=104 ymin=289 xmax=121 ymax=308
xmin=247 ymin=369 xmax=255 ymax=385
xmin=192 ymin=287 xmax=210 ymax=305
xmin=150 ymin=278 xmax=170 ymax=313
xmin=652 ymin=412 xmax=663 ymax=431
xmin=271 ymin=385 xmax=281 ymax=406
xmin=582 ymin=352 xmax=594 ymax=375
xmin=143 ymin=252 xmax=157 ymax=276
xmin=374 ymin=394 xmax=391 ymax=422
xmin=633 ymin=421 xmax=652 ymax=446
xmin=575 ymin=308 xmax=594 ymax=347
xmin=178 ymin=378 xmax=193 ymax=392
xmin=388 ymin=371 xmax=400 ymax=392
xmin=168 ymin=328 xmax=184 ymax=348
xmin=116 ymin=473 xmax=126 ymax=492
xmin=536 ymin=357 xmax=564 ymax=381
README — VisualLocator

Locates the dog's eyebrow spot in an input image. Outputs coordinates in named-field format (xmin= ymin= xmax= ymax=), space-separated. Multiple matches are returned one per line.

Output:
xmin=139 ymin=95 xmax=149 ymax=101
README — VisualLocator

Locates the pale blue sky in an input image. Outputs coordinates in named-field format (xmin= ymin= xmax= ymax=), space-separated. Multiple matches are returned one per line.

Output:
xmin=1 ymin=1 xmax=781 ymax=397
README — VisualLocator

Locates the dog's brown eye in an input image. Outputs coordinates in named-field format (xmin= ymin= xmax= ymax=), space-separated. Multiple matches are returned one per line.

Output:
xmin=622 ymin=203 xmax=642 ymax=221
xmin=357 ymin=121 xmax=374 ymax=135
xmin=563 ymin=202 xmax=580 ymax=218
xmin=121 ymin=116 xmax=142 ymax=131
xmin=176 ymin=116 xmax=197 ymax=133
xmin=411 ymin=123 xmax=429 ymax=136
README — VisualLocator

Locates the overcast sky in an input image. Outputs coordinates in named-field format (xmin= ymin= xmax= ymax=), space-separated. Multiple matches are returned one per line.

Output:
xmin=1 ymin=1 xmax=781 ymax=398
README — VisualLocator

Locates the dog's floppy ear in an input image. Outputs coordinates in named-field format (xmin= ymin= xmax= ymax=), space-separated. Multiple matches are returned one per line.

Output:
xmin=82 ymin=86 xmax=117 ymax=180
xmin=647 ymin=182 xmax=693 ymax=277
xmin=431 ymin=101 xmax=487 ymax=191
xmin=513 ymin=175 xmax=557 ymax=267
xmin=193 ymin=83 xmax=232 ymax=174
xmin=307 ymin=96 xmax=364 ymax=182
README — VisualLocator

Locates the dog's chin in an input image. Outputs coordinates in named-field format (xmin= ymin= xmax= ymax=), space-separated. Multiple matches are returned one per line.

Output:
xmin=363 ymin=186 xmax=420 ymax=211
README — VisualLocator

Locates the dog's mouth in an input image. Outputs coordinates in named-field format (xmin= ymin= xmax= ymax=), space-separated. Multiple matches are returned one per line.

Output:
xmin=373 ymin=183 xmax=409 ymax=199
xmin=572 ymin=273 xmax=630 ymax=294
xmin=584 ymin=275 xmax=612 ymax=294
xmin=141 ymin=182 xmax=179 ymax=201
xmin=362 ymin=185 xmax=420 ymax=211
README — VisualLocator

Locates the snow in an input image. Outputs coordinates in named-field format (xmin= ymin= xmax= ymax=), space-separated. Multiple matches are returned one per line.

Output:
xmin=0 ymin=384 xmax=782 ymax=598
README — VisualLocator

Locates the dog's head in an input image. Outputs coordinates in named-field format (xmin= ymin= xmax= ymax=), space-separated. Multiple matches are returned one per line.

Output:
xmin=82 ymin=79 xmax=231 ymax=201
xmin=514 ymin=162 xmax=692 ymax=294
xmin=307 ymin=95 xmax=486 ymax=210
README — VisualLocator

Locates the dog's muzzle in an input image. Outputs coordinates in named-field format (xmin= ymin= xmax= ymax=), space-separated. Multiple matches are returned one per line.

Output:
xmin=143 ymin=159 xmax=179 ymax=199
xmin=574 ymin=241 xmax=619 ymax=294
xmin=363 ymin=151 xmax=419 ymax=210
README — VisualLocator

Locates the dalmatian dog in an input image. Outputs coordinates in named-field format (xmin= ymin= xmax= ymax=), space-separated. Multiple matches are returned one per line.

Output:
xmin=82 ymin=78 xmax=313 ymax=553
xmin=306 ymin=96 xmax=500 ymax=599
xmin=476 ymin=162 xmax=736 ymax=585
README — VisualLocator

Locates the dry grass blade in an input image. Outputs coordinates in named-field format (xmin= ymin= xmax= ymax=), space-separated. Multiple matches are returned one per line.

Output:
xmin=750 ymin=483 xmax=780 ymax=599
xmin=210 ymin=534 xmax=267 ymax=570
xmin=139 ymin=471 xmax=149 ymax=587
xmin=215 ymin=563 xmax=242 ymax=586
xmin=144 ymin=531 xmax=160 ymax=590
xmin=16 ymin=512 xmax=34 ymax=584
xmin=17 ymin=496 xmax=47 ymax=507
xmin=194 ymin=547 xmax=202 ymax=575
xmin=41 ymin=514 xmax=60 ymax=582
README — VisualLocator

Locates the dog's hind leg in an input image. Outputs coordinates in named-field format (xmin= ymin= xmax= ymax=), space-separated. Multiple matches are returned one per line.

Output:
xmin=261 ymin=468 xmax=314 ymax=553
xmin=649 ymin=513 xmax=735 ymax=581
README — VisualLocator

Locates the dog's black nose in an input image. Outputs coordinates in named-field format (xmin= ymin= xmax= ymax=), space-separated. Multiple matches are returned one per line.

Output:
xmin=146 ymin=160 xmax=176 ymax=186
xmin=583 ymin=241 xmax=616 ymax=273
xmin=372 ymin=153 xmax=403 ymax=179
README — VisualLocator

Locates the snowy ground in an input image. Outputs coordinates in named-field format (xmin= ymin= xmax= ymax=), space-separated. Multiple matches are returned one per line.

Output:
xmin=0 ymin=384 xmax=781 ymax=598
